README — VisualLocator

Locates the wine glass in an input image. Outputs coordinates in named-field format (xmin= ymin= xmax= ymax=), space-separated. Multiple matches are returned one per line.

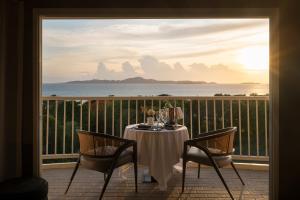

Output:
xmin=159 ymin=109 xmax=169 ymax=125
xmin=152 ymin=111 xmax=160 ymax=131
xmin=155 ymin=111 xmax=160 ymax=125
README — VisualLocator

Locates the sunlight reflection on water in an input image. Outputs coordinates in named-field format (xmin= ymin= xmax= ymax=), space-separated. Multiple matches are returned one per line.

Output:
xmin=43 ymin=83 xmax=269 ymax=96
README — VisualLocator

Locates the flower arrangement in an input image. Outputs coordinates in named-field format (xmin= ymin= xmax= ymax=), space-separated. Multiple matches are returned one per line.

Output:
xmin=163 ymin=101 xmax=173 ymax=109
xmin=147 ymin=108 xmax=155 ymax=116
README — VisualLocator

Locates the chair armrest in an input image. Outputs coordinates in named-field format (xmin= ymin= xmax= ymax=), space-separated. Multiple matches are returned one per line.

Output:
xmin=184 ymin=133 xmax=221 ymax=146
xmin=77 ymin=130 xmax=137 ymax=158
xmin=186 ymin=127 xmax=237 ymax=146
xmin=77 ymin=129 xmax=133 ymax=143
xmin=183 ymin=141 xmax=213 ymax=158
xmin=183 ymin=127 xmax=237 ymax=157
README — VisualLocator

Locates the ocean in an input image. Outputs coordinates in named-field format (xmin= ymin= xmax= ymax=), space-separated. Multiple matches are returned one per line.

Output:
xmin=42 ymin=83 xmax=269 ymax=96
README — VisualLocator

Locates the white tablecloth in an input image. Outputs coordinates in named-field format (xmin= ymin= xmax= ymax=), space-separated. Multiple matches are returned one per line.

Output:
xmin=123 ymin=124 xmax=190 ymax=190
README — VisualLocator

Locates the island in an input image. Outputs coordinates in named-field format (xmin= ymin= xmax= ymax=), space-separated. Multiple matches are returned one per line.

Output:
xmin=62 ymin=77 xmax=216 ymax=85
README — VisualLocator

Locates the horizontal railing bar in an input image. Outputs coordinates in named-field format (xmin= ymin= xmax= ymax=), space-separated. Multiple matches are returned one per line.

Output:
xmin=41 ymin=154 xmax=269 ymax=162
xmin=41 ymin=96 xmax=269 ymax=101
xmin=232 ymin=155 xmax=269 ymax=162
xmin=42 ymin=162 xmax=268 ymax=171
xmin=42 ymin=154 xmax=79 ymax=159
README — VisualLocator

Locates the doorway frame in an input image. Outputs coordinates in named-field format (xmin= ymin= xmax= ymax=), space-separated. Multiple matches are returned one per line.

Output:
xmin=32 ymin=8 xmax=279 ymax=199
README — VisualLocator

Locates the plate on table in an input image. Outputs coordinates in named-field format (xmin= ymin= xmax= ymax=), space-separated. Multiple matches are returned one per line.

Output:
xmin=134 ymin=123 xmax=152 ymax=130
xmin=164 ymin=124 xmax=182 ymax=130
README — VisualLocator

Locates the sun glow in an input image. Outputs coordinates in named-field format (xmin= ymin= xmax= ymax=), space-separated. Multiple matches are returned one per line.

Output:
xmin=237 ymin=46 xmax=269 ymax=71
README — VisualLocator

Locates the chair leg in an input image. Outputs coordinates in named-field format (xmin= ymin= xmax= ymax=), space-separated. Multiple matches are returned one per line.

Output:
xmin=65 ymin=156 xmax=80 ymax=194
xmin=99 ymin=168 xmax=114 ymax=200
xmin=197 ymin=164 xmax=201 ymax=179
xmin=134 ymin=160 xmax=138 ymax=193
xmin=210 ymin=159 xmax=234 ymax=200
xmin=231 ymin=162 xmax=245 ymax=185
xmin=181 ymin=159 xmax=187 ymax=193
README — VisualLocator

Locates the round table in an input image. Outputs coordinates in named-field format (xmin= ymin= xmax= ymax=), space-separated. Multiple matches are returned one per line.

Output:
xmin=123 ymin=124 xmax=190 ymax=190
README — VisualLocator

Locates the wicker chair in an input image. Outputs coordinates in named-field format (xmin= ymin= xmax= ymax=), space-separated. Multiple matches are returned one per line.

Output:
xmin=181 ymin=127 xmax=244 ymax=200
xmin=65 ymin=130 xmax=138 ymax=200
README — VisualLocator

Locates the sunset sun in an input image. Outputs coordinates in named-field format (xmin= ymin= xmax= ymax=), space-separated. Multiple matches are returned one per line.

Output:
xmin=237 ymin=46 xmax=269 ymax=71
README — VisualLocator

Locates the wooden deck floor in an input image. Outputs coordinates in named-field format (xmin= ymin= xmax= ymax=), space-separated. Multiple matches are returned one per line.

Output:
xmin=42 ymin=165 xmax=268 ymax=200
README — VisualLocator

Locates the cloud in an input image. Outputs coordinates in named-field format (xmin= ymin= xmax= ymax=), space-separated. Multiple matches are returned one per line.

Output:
xmin=116 ymin=20 xmax=268 ymax=41
xmin=95 ymin=56 xmax=180 ymax=81
xmin=95 ymin=61 xmax=141 ymax=80
xmin=94 ymin=56 xmax=268 ymax=83
xmin=162 ymin=41 xmax=268 ymax=59
xmin=138 ymin=56 xmax=173 ymax=78
xmin=43 ymin=19 xmax=268 ymax=49
xmin=163 ymin=46 xmax=239 ymax=59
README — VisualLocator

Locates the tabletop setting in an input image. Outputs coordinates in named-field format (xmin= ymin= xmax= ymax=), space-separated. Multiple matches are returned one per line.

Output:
xmin=133 ymin=106 xmax=184 ymax=131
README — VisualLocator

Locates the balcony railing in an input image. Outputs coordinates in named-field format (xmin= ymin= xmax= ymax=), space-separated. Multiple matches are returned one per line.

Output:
xmin=40 ymin=96 xmax=269 ymax=164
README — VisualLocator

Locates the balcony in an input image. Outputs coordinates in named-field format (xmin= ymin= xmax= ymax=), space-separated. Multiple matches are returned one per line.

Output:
xmin=40 ymin=95 xmax=269 ymax=199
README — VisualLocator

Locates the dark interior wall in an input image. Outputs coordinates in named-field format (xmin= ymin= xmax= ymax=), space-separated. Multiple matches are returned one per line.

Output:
xmin=26 ymin=0 xmax=279 ymax=8
xmin=278 ymin=1 xmax=300 ymax=199
xmin=0 ymin=0 xmax=22 ymax=181
xmin=2 ymin=0 xmax=300 ymax=198
xmin=0 ymin=0 xmax=6 ymax=182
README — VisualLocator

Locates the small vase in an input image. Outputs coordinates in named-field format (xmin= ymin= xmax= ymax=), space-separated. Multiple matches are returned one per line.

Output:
xmin=147 ymin=117 xmax=154 ymax=125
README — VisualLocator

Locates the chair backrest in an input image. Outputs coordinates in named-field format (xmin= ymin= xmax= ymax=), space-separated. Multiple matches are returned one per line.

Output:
xmin=77 ymin=130 xmax=126 ymax=157
xmin=195 ymin=127 xmax=237 ymax=156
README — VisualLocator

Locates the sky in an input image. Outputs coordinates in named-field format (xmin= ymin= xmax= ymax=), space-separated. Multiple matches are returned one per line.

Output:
xmin=42 ymin=19 xmax=269 ymax=83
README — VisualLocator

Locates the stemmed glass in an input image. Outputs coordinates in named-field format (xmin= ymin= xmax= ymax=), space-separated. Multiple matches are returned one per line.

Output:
xmin=159 ymin=108 xmax=169 ymax=125
xmin=154 ymin=111 xmax=161 ymax=130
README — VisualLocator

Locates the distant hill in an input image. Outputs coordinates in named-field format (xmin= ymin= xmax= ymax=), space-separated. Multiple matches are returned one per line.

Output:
xmin=64 ymin=77 xmax=215 ymax=84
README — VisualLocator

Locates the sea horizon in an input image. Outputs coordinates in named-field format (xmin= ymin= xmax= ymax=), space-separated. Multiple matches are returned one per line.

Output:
xmin=42 ymin=82 xmax=269 ymax=97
